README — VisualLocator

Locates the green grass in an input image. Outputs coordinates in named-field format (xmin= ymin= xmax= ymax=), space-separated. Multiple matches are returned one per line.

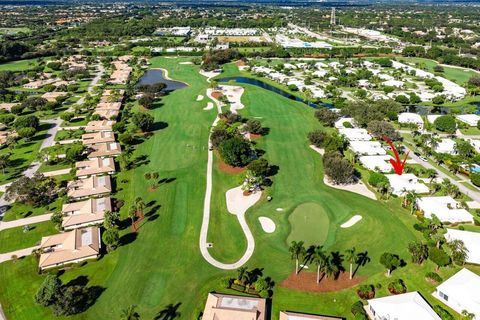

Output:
xmin=402 ymin=57 xmax=479 ymax=85
xmin=0 ymin=58 xmax=471 ymax=320
xmin=0 ymin=58 xmax=45 ymax=72
xmin=2 ymin=198 xmax=63 ymax=222
xmin=460 ymin=126 xmax=480 ymax=135
xmin=287 ymin=202 xmax=330 ymax=247
xmin=0 ymin=221 xmax=56 ymax=253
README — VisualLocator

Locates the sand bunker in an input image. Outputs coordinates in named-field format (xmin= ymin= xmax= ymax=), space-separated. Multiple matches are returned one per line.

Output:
xmin=180 ymin=62 xmax=194 ymax=65
xmin=196 ymin=95 xmax=204 ymax=101
xmin=225 ymin=186 xmax=261 ymax=216
xmin=323 ymin=177 xmax=376 ymax=200
xmin=258 ymin=217 xmax=276 ymax=233
xmin=203 ymin=102 xmax=214 ymax=110
xmin=309 ymin=145 xmax=325 ymax=155
xmin=276 ymin=208 xmax=284 ymax=212
xmin=340 ymin=215 xmax=363 ymax=228
xmin=199 ymin=69 xmax=221 ymax=81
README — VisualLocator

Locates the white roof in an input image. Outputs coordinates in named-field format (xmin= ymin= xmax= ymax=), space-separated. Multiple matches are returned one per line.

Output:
xmin=468 ymin=139 xmax=480 ymax=153
xmin=383 ymin=79 xmax=404 ymax=87
xmin=427 ymin=114 xmax=442 ymax=124
xmin=386 ymin=173 xmax=430 ymax=195
xmin=367 ymin=291 xmax=440 ymax=320
xmin=457 ymin=114 xmax=480 ymax=126
xmin=416 ymin=196 xmax=473 ymax=223
xmin=334 ymin=117 xmax=355 ymax=129
xmin=445 ymin=229 xmax=480 ymax=264
xmin=339 ymin=128 xmax=371 ymax=141
xmin=398 ymin=112 xmax=423 ymax=125
xmin=359 ymin=155 xmax=392 ymax=172
xmin=434 ymin=139 xmax=456 ymax=155
xmin=436 ymin=268 xmax=480 ymax=318
xmin=350 ymin=141 xmax=386 ymax=156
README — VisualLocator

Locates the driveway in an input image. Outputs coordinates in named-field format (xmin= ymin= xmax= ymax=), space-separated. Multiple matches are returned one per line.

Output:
xmin=405 ymin=146 xmax=480 ymax=203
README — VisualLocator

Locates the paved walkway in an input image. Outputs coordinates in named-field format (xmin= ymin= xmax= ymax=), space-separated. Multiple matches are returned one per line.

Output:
xmin=199 ymin=87 xmax=255 ymax=270
xmin=405 ymin=146 xmax=480 ymax=203
xmin=40 ymin=118 xmax=63 ymax=150
xmin=0 ymin=246 xmax=40 ymax=264
xmin=42 ymin=168 xmax=71 ymax=177
xmin=0 ymin=213 xmax=52 ymax=231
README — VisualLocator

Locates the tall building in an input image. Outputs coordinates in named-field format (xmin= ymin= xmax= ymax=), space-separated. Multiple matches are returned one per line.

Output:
xmin=330 ymin=7 xmax=336 ymax=26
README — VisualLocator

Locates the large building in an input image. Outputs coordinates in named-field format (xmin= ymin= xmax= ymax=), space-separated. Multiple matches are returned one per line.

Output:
xmin=365 ymin=292 xmax=441 ymax=320
xmin=202 ymin=293 xmax=266 ymax=320
xmin=416 ymin=196 xmax=474 ymax=223
xmin=434 ymin=268 xmax=480 ymax=319
xmin=39 ymin=227 xmax=101 ymax=270
xmin=279 ymin=311 xmax=343 ymax=320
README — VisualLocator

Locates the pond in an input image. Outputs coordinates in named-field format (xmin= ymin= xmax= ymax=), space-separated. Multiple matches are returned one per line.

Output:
xmin=217 ymin=76 xmax=333 ymax=109
xmin=137 ymin=69 xmax=187 ymax=91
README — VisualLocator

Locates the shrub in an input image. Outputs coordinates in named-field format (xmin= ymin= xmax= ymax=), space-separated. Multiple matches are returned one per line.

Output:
xmin=307 ymin=130 xmax=326 ymax=148
xmin=388 ymin=279 xmax=407 ymax=294
xmin=351 ymin=300 xmax=367 ymax=317
xmin=323 ymin=152 xmax=355 ymax=185
xmin=433 ymin=305 xmax=454 ymax=320
xmin=220 ymin=277 xmax=232 ymax=289
xmin=356 ymin=284 xmax=375 ymax=299
xmin=218 ymin=137 xmax=253 ymax=167
xmin=434 ymin=115 xmax=456 ymax=133
xmin=471 ymin=173 xmax=480 ymax=187
xmin=425 ymin=272 xmax=442 ymax=283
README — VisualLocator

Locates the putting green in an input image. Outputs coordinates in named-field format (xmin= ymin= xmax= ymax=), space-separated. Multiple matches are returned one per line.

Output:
xmin=287 ymin=202 xmax=330 ymax=247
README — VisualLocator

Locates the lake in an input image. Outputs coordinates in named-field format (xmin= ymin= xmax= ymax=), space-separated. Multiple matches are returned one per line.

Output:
xmin=137 ymin=69 xmax=187 ymax=91
xmin=217 ymin=76 xmax=333 ymax=109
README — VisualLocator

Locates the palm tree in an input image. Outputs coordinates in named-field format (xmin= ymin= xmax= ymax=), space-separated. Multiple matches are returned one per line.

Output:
xmin=345 ymin=247 xmax=356 ymax=280
xmin=289 ymin=241 xmax=306 ymax=275
xmin=322 ymin=255 xmax=339 ymax=280
xmin=405 ymin=191 xmax=419 ymax=215
xmin=0 ymin=153 xmax=10 ymax=174
xmin=135 ymin=197 xmax=145 ymax=218
xmin=121 ymin=305 xmax=140 ymax=320
xmin=312 ymin=246 xmax=327 ymax=284
xmin=426 ymin=169 xmax=437 ymax=183
xmin=236 ymin=266 xmax=247 ymax=284
xmin=128 ymin=205 xmax=137 ymax=230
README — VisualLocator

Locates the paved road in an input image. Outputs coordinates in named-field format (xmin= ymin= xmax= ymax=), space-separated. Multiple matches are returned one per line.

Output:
xmin=199 ymin=88 xmax=255 ymax=270
xmin=0 ymin=246 xmax=40 ymax=264
xmin=0 ymin=213 xmax=52 ymax=231
xmin=40 ymin=118 xmax=63 ymax=150
xmin=405 ymin=146 xmax=480 ymax=203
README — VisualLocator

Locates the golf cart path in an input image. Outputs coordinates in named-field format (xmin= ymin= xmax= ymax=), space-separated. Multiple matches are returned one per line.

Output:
xmin=199 ymin=86 xmax=256 ymax=270
xmin=0 ymin=213 xmax=52 ymax=231
xmin=0 ymin=245 xmax=40 ymax=264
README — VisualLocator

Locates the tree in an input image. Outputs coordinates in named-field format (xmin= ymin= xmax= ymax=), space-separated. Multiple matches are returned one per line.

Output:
xmin=467 ymin=76 xmax=480 ymax=88
xmin=434 ymin=115 xmax=456 ymax=133
xmin=244 ymin=119 xmax=262 ymax=134
xmin=308 ymin=130 xmax=327 ymax=148
xmin=65 ymin=143 xmax=85 ymax=162
xmin=429 ymin=247 xmax=451 ymax=271
xmin=247 ymin=158 xmax=270 ymax=178
xmin=448 ymin=239 xmax=469 ymax=266
xmin=102 ymin=228 xmax=120 ymax=252
xmin=218 ymin=137 xmax=252 ymax=167
xmin=379 ymin=252 xmax=401 ymax=277
xmin=345 ymin=247 xmax=356 ymax=280
xmin=289 ymin=241 xmax=306 ymax=275
xmin=104 ymin=211 xmax=119 ymax=229
xmin=5 ymin=173 xmax=56 ymax=206
xmin=312 ymin=246 xmax=327 ymax=284
xmin=455 ymin=140 xmax=474 ymax=158
xmin=0 ymin=153 xmax=11 ymax=174
xmin=322 ymin=255 xmax=339 ymax=279
xmin=210 ymin=127 xmax=232 ymax=148
xmin=408 ymin=241 xmax=429 ymax=264
xmin=367 ymin=120 xmax=400 ymax=141
xmin=17 ymin=126 xmax=36 ymax=140
xmin=471 ymin=173 xmax=480 ymax=187
xmin=432 ymin=95 xmax=445 ymax=105
xmin=135 ymin=197 xmax=145 ymax=218
xmin=60 ymin=112 xmax=74 ymax=122
xmin=50 ymin=211 xmax=63 ymax=230
xmin=314 ymin=109 xmax=339 ymax=127
xmin=14 ymin=115 xmax=39 ymax=130
xmin=323 ymin=152 xmax=355 ymax=185
xmin=128 ymin=205 xmax=137 ymax=229
xmin=52 ymin=285 xmax=89 ymax=316
xmin=138 ymin=93 xmax=155 ymax=109
xmin=34 ymin=274 xmax=62 ymax=307
xmin=132 ymin=112 xmax=154 ymax=132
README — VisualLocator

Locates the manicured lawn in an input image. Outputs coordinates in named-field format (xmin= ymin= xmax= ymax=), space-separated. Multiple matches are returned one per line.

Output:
xmin=402 ymin=57 xmax=479 ymax=85
xmin=0 ymin=123 xmax=50 ymax=185
xmin=0 ymin=58 xmax=48 ymax=72
xmin=0 ymin=57 xmax=471 ymax=320
xmin=287 ymin=202 xmax=330 ymax=247
xmin=0 ymin=221 xmax=56 ymax=253
xmin=2 ymin=198 xmax=63 ymax=222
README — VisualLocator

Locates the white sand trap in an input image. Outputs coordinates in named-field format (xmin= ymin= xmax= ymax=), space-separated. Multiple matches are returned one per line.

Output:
xmin=324 ymin=177 xmax=377 ymax=200
xmin=258 ymin=217 xmax=276 ymax=233
xmin=276 ymin=208 xmax=284 ymax=212
xmin=220 ymin=85 xmax=244 ymax=114
xmin=225 ymin=186 xmax=262 ymax=216
xmin=341 ymin=215 xmax=363 ymax=228
xmin=180 ymin=62 xmax=193 ymax=65
xmin=199 ymin=69 xmax=221 ymax=81
xmin=196 ymin=95 xmax=204 ymax=101
xmin=203 ymin=102 xmax=214 ymax=110
xmin=309 ymin=145 xmax=325 ymax=155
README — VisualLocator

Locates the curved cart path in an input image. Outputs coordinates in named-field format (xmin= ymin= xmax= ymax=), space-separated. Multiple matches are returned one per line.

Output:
xmin=199 ymin=87 xmax=255 ymax=270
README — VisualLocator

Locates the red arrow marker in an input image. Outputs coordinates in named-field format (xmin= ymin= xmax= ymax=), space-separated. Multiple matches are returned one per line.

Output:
xmin=383 ymin=135 xmax=409 ymax=175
